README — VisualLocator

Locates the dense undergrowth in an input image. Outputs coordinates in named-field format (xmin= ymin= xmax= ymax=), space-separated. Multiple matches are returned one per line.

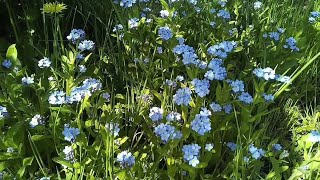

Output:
xmin=1 ymin=0 xmax=320 ymax=179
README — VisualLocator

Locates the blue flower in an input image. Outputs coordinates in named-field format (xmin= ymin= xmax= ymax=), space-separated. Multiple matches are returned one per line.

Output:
xmin=0 ymin=106 xmax=9 ymax=119
xmin=238 ymin=92 xmax=253 ymax=104
xmin=79 ymin=65 xmax=87 ymax=73
xmin=102 ymin=93 xmax=111 ymax=101
xmin=218 ymin=0 xmax=227 ymax=7
xmin=197 ymin=61 xmax=207 ymax=69
xmin=244 ymin=156 xmax=250 ymax=163
xmin=268 ymin=32 xmax=280 ymax=41
xmin=223 ymin=104 xmax=232 ymax=114
xmin=49 ymin=91 xmax=66 ymax=105
xmin=158 ymin=26 xmax=173 ymax=40
xmin=263 ymin=93 xmax=274 ymax=102
xmin=66 ymin=78 xmax=102 ymax=104
xmin=117 ymin=150 xmax=135 ymax=168
xmin=191 ymin=78 xmax=210 ymax=97
xmin=62 ymin=126 xmax=80 ymax=142
xmin=149 ymin=107 xmax=163 ymax=122
xmin=253 ymin=1 xmax=262 ymax=10
xmin=249 ymin=144 xmax=265 ymax=159
xmin=253 ymin=67 xmax=276 ymax=80
xmin=272 ymin=144 xmax=282 ymax=151
xmin=217 ymin=10 xmax=231 ymax=20
xmin=227 ymin=142 xmax=237 ymax=151
xmin=38 ymin=57 xmax=51 ymax=68
xmin=106 ymin=122 xmax=120 ymax=137
xmin=2 ymin=59 xmax=12 ymax=68
xmin=22 ymin=76 xmax=34 ymax=85
xmin=160 ymin=10 xmax=169 ymax=18
xmin=128 ymin=18 xmax=139 ymax=29
xmin=210 ymin=102 xmax=222 ymax=112
xmin=187 ymin=0 xmax=198 ymax=5
xmin=174 ymin=87 xmax=192 ymax=106
xmin=76 ymin=53 xmax=85 ymax=61
xmin=277 ymin=28 xmax=285 ymax=34
xmin=176 ymin=75 xmax=184 ymax=82
xmin=78 ymin=40 xmax=95 ymax=51
xmin=154 ymin=123 xmax=182 ymax=143
xmin=117 ymin=0 xmax=137 ymax=8
xmin=182 ymin=144 xmax=201 ymax=167
xmin=29 ymin=114 xmax=44 ymax=128
xmin=229 ymin=80 xmax=245 ymax=93
xmin=205 ymin=143 xmax=214 ymax=151
xmin=308 ymin=130 xmax=320 ymax=143
xmin=113 ymin=24 xmax=124 ymax=32
xmin=157 ymin=47 xmax=163 ymax=54
xmin=67 ymin=29 xmax=86 ymax=43
xmin=208 ymin=41 xmax=237 ymax=59
xmin=210 ymin=21 xmax=216 ymax=28
xmin=191 ymin=110 xmax=211 ymax=135
xmin=176 ymin=37 xmax=185 ymax=45
xmin=275 ymin=75 xmax=291 ymax=83
xmin=166 ymin=111 xmax=181 ymax=122
xmin=283 ymin=37 xmax=299 ymax=51
xmin=309 ymin=11 xmax=320 ymax=23
xmin=205 ymin=66 xmax=227 ymax=80
xmin=63 ymin=146 xmax=75 ymax=162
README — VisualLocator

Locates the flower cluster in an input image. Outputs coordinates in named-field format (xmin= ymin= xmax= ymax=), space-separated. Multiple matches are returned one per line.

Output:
xmin=78 ymin=40 xmax=95 ymax=51
xmin=228 ymin=80 xmax=245 ymax=93
xmin=49 ymin=78 xmax=102 ymax=105
xmin=67 ymin=29 xmax=86 ymax=43
xmin=249 ymin=144 xmax=266 ymax=159
xmin=115 ymin=0 xmax=137 ymax=8
xmin=263 ymin=93 xmax=274 ymax=102
xmin=128 ymin=18 xmax=139 ymax=29
xmin=22 ymin=76 xmax=34 ymax=85
xmin=253 ymin=67 xmax=290 ymax=83
xmin=283 ymin=37 xmax=299 ymax=51
xmin=253 ymin=1 xmax=262 ymax=10
xmin=210 ymin=102 xmax=222 ymax=112
xmin=62 ymin=125 xmax=80 ymax=142
xmin=29 ymin=114 xmax=44 ymax=128
xmin=205 ymin=58 xmax=227 ymax=80
xmin=238 ymin=92 xmax=254 ymax=104
xmin=149 ymin=107 xmax=163 ymax=121
xmin=63 ymin=146 xmax=75 ymax=163
xmin=217 ymin=10 xmax=231 ymax=20
xmin=173 ymin=87 xmax=192 ymax=106
xmin=2 ymin=59 xmax=12 ymax=68
xmin=106 ymin=122 xmax=120 ymax=137
xmin=207 ymin=41 xmax=237 ymax=59
xmin=173 ymin=39 xmax=201 ymax=66
xmin=309 ymin=11 xmax=320 ymax=23
xmin=116 ymin=150 xmax=135 ymax=168
xmin=191 ymin=108 xmax=212 ymax=135
xmin=166 ymin=111 xmax=181 ymax=122
xmin=263 ymin=28 xmax=285 ymax=41
xmin=205 ymin=143 xmax=214 ymax=151
xmin=154 ymin=123 xmax=182 ymax=143
xmin=182 ymin=144 xmax=201 ymax=167
xmin=191 ymin=78 xmax=210 ymax=97
xmin=38 ymin=57 xmax=51 ymax=68
xmin=158 ymin=26 xmax=173 ymax=40
xmin=308 ymin=130 xmax=320 ymax=143
xmin=272 ymin=144 xmax=282 ymax=151
xmin=0 ymin=106 xmax=9 ymax=119
xmin=227 ymin=142 xmax=237 ymax=151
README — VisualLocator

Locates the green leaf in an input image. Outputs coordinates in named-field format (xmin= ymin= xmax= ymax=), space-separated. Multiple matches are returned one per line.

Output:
xmin=52 ymin=157 xmax=73 ymax=168
xmin=6 ymin=44 xmax=17 ymax=61
xmin=6 ymin=44 xmax=21 ymax=67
